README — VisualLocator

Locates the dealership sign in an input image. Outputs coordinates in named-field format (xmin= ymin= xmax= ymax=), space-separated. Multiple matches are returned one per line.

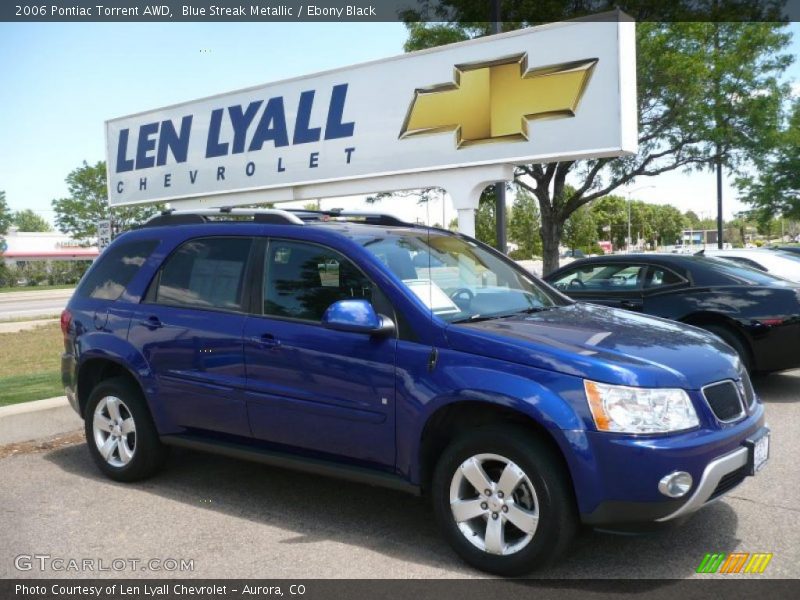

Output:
xmin=106 ymin=17 xmax=636 ymax=207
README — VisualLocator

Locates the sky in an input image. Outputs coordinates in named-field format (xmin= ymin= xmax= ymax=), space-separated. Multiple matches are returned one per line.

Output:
xmin=0 ymin=21 xmax=799 ymax=229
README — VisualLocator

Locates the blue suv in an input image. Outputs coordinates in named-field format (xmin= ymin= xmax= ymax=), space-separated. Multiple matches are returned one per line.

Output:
xmin=61 ymin=208 xmax=769 ymax=575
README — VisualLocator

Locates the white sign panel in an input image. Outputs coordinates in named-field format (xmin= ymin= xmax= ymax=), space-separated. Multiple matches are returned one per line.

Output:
xmin=96 ymin=219 xmax=112 ymax=251
xmin=106 ymin=18 xmax=636 ymax=207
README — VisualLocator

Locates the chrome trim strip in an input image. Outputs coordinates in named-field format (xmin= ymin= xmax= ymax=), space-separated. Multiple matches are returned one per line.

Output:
xmin=702 ymin=379 xmax=745 ymax=423
xmin=656 ymin=446 xmax=748 ymax=522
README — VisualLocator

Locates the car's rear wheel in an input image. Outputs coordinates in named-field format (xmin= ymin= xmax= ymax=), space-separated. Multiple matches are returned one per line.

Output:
xmin=84 ymin=376 xmax=167 ymax=482
xmin=432 ymin=426 xmax=577 ymax=575
xmin=700 ymin=324 xmax=752 ymax=373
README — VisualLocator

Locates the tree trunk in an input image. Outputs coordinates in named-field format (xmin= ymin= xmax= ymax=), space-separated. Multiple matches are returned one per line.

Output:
xmin=540 ymin=214 xmax=563 ymax=276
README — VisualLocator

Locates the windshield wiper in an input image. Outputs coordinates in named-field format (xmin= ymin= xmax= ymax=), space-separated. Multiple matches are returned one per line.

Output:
xmin=515 ymin=306 xmax=555 ymax=315
xmin=451 ymin=314 xmax=505 ymax=324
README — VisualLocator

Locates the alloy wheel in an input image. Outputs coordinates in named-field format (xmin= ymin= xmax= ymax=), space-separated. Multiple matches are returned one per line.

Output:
xmin=92 ymin=396 xmax=137 ymax=468
xmin=449 ymin=453 xmax=540 ymax=556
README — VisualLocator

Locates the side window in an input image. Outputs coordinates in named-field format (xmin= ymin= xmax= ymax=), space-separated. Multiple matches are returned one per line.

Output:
xmin=155 ymin=237 xmax=253 ymax=311
xmin=551 ymin=263 xmax=646 ymax=291
xmin=647 ymin=267 xmax=684 ymax=288
xmin=263 ymin=241 xmax=372 ymax=321
xmin=77 ymin=239 xmax=158 ymax=300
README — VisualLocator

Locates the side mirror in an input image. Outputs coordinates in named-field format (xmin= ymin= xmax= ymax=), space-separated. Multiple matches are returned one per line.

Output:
xmin=321 ymin=299 xmax=395 ymax=336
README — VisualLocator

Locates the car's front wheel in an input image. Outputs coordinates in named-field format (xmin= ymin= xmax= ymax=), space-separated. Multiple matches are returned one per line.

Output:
xmin=432 ymin=426 xmax=577 ymax=575
xmin=85 ymin=376 xmax=167 ymax=482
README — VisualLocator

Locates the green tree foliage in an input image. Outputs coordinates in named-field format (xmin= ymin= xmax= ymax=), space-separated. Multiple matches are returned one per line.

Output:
xmin=738 ymin=99 xmax=800 ymax=220
xmin=52 ymin=161 xmax=162 ymax=241
xmin=563 ymin=206 xmax=597 ymax=252
xmin=589 ymin=195 xmax=628 ymax=249
xmin=649 ymin=204 xmax=686 ymax=247
xmin=590 ymin=196 xmax=687 ymax=249
xmin=12 ymin=209 xmax=52 ymax=232
xmin=475 ymin=187 xmax=498 ymax=248
xmin=683 ymin=210 xmax=702 ymax=229
xmin=508 ymin=188 xmax=542 ymax=258
xmin=403 ymin=8 xmax=792 ymax=274
xmin=0 ymin=191 xmax=12 ymax=235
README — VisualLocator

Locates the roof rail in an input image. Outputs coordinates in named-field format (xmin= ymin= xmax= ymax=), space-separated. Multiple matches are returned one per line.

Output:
xmin=285 ymin=208 xmax=411 ymax=227
xmin=142 ymin=208 xmax=304 ymax=228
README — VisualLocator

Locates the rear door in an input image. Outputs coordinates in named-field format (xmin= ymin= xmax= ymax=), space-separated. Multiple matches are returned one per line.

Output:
xmin=128 ymin=236 xmax=256 ymax=437
xmin=242 ymin=238 xmax=397 ymax=467
xmin=549 ymin=262 xmax=647 ymax=311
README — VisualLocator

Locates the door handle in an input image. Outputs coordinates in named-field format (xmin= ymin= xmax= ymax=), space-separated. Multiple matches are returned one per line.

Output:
xmin=140 ymin=315 xmax=163 ymax=329
xmin=251 ymin=333 xmax=281 ymax=348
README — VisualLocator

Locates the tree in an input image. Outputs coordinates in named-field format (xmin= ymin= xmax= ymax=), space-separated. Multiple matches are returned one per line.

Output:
xmin=589 ymin=195 xmax=628 ymax=249
xmin=683 ymin=210 xmax=702 ymax=230
xmin=403 ymin=8 xmax=792 ymax=274
xmin=12 ymin=209 xmax=52 ymax=232
xmin=0 ymin=191 xmax=11 ymax=235
xmin=508 ymin=188 xmax=542 ymax=258
xmin=52 ymin=161 xmax=162 ymax=241
xmin=738 ymin=99 xmax=800 ymax=220
xmin=650 ymin=204 xmax=686 ymax=247
xmin=563 ymin=206 xmax=597 ymax=252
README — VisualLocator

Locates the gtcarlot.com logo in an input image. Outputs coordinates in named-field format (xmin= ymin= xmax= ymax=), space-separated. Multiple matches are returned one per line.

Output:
xmin=696 ymin=552 xmax=773 ymax=574
xmin=14 ymin=554 xmax=194 ymax=572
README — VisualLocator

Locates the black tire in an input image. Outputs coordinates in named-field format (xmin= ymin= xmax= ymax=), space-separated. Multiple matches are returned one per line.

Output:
xmin=432 ymin=426 xmax=577 ymax=576
xmin=84 ymin=376 xmax=167 ymax=482
xmin=700 ymin=324 xmax=753 ymax=373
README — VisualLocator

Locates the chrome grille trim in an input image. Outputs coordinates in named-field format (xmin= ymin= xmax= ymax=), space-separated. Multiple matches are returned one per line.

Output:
xmin=702 ymin=379 xmax=746 ymax=423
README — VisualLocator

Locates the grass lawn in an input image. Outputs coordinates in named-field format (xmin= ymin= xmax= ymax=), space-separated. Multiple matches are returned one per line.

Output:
xmin=0 ymin=322 xmax=63 ymax=406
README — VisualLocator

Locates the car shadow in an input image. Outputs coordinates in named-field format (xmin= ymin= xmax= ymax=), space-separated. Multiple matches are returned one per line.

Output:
xmin=753 ymin=370 xmax=800 ymax=403
xmin=44 ymin=442 xmax=742 ymax=580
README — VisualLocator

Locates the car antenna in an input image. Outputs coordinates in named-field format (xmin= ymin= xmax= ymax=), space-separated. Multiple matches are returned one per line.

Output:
xmin=694 ymin=249 xmax=705 ymax=256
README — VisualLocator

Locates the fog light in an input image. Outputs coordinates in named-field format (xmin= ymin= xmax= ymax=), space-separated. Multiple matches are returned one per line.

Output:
xmin=658 ymin=471 xmax=693 ymax=498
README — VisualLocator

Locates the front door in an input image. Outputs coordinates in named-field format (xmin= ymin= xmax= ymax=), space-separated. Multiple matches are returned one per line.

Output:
xmin=243 ymin=239 xmax=396 ymax=467
xmin=129 ymin=236 xmax=255 ymax=437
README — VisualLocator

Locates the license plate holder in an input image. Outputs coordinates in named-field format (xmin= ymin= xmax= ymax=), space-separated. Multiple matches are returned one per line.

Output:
xmin=745 ymin=428 xmax=770 ymax=476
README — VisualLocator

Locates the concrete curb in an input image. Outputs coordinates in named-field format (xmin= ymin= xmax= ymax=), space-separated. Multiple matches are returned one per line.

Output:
xmin=0 ymin=396 xmax=83 ymax=445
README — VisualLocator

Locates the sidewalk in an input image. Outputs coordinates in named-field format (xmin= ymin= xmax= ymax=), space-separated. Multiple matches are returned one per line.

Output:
xmin=0 ymin=318 xmax=59 ymax=333
xmin=0 ymin=396 xmax=82 ymax=445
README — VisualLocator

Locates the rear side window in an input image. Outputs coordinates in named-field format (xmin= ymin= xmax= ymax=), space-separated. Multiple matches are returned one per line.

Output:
xmin=646 ymin=267 xmax=684 ymax=288
xmin=155 ymin=237 xmax=253 ymax=311
xmin=77 ymin=239 xmax=158 ymax=300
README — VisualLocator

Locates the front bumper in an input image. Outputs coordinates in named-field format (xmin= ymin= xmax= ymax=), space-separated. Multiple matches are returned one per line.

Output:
xmin=575 ymin=405 xmax=767 ymax=528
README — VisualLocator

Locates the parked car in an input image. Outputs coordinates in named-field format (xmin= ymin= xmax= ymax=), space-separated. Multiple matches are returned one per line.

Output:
xmin=545 ymin=253 xmax=800 ymax=373
xmin=698 ymin=248 xmax=800 ymax=283
xmin=62 ymin=209 xmax=769 ymax=575
xmin=561 ymin=249 xmax=586 ymax=259
xmin=769 ymin=246 xmax=800 ymax=257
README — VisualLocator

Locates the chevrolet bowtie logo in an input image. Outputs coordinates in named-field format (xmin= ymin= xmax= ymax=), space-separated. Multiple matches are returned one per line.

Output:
xmin=400 ymin=54 xmax=598 ymax=148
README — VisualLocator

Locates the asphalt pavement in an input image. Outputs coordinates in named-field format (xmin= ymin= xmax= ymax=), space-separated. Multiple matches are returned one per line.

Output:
xmin=0 ymin=371 xmax=797 ymax=579
xmin=0 ymin=288 xmax=73 ymax=321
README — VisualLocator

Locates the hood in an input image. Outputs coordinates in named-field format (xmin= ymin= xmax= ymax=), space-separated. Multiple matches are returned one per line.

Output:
xmin=445 ymin=303 xmax=740 ymax=389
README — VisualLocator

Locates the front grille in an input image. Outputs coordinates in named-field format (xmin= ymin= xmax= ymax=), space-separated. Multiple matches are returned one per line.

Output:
xmin=709 ymin=465 xmax=748 ymax=501
xmin=740 ymin=370 xmax=756 ymax=408
xmin=703 ymin=381 xmax=745 ymax=422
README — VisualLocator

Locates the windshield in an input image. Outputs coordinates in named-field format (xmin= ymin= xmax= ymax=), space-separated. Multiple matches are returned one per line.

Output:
xmin=351 ymin=229 xmax=564 ymax=323
xmin=702 ymin=256 xmax=794 ymax=286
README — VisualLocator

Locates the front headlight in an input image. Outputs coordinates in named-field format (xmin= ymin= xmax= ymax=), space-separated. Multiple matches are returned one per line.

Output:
xmin=584 ymin=380 xmax=699 ymax=434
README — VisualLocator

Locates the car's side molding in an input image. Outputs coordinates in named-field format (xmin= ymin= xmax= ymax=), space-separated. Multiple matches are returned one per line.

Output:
xmin=162 ymin=434 xmax=421 ymax=495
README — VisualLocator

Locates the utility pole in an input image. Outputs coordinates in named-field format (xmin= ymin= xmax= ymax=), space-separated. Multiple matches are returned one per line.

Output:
xmin=491 ymin=0 xmax=507 ymax=254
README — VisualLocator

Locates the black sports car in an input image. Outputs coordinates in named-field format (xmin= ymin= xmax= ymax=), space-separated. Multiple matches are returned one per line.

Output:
xmin=545 ymin=253 xmax=800 ymax=373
